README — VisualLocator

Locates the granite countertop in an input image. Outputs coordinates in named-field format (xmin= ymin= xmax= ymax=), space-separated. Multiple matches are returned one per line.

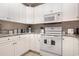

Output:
xmin=0 ymin=33 xmax=41 ymax=38
xmin=63 ymin=34 xmax=79 ymax=38
xmin=0 ymin=33 xmax=26 ymax=38
xmin=2 ymin=33 xmax=79 ymax=38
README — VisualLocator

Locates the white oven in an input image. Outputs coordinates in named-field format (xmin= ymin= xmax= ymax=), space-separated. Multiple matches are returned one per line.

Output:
xmin=40 ymin=27 xmax=62 ymax=56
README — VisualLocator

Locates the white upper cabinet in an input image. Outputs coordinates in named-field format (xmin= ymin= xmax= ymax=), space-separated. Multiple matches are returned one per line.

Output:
xmin=17 ymin=4 xmax=27 ymax=24
xmin=0 ymin=3 xmax=34 ymax=24
xmin=62 ymin=3 xmax=78 ymax=21
xmin=8 ymin=3 xmax=20 ymax=22
xmin=8 ymin=3 xmax=27 ymax=23
xmin=8 ymin=3 xmax=34 ymax=24
xmin=34 ymin=4 xmax=44 ymax=23
xmin=26 ymin=7 xmax=34 ymax=24
xmin=0 ymin=3 xmax=8 ymax=20
xmin=0 ymin=3 xmax=79 ymax=24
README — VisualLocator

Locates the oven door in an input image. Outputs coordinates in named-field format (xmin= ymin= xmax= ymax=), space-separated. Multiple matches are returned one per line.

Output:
xmin=40 ymin=36 xmax=62 ymax=56
xmin=48 ymin=36 xmax=62 ymax=55
xmin=40 ymin=36 xmax=50 ymax=51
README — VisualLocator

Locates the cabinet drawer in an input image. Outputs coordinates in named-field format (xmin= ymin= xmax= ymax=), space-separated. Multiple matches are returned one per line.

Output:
xmin=0 ymin=37 xmax=10 ymax=43
xmin=19 ymin=35 xmax=27 ymax=38
xmin=9 ymin=36 xmax=19 ymax=42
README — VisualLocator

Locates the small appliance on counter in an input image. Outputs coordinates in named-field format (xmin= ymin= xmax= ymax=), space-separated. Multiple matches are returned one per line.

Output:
xmin=8 ymin=30 xmax=14 ymax=35
xmin=67 ymin=28 xmax=74 ymax=35
xmin=13 ymin=29 xmax=18 ymax=35
xmin=21 ymin=29 xmax=25 ymax=33
xmin=40 ymin=27 xmax=45 ymax=34
xmin=74 ymin=28 xmax=79 ymax=35
xmin=27 ymin=26 xmax=32 ymax=33
xmin=17 ymin=29 xmax=21 ymax=34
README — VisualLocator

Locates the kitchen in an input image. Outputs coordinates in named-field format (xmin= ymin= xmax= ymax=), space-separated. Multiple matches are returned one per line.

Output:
xmin=0 ymin=3 xmax=79 ymax=56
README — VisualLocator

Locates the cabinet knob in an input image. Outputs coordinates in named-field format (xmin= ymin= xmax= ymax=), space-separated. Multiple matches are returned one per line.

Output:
xmin=19 ymin=36 xmax=21 ymax=38
xmin=8 ymin=39 xmax=10 ymax=40
xmin=62 ymin=38 xmax=64 ymax=40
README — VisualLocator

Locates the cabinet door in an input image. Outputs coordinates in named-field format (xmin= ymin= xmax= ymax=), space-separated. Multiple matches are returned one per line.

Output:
xmin=26 ymin=7 xmax=34 ymax=24
xmin=17 ymin=4 xmax=27 ymax=23
xmin=29 ymin=34 xmax=34 ymax=50
xmin=8 ymin=3 xmax=27 ymax=23
xmin=34 ymin=5 xmax=44 ymax=23
xmin=20 ymin=35 xmax=30 ymax=52
xmin=0 ymin=3 xmax=8 ymax=20
xmin=15 ymin=36 xmax=29 ymax=56
xmin=30 ymin=34 xmax=40 ymax=52
xmin=0 ymin=42 xmax=14 ymax=56
xmin=25 ymin=35 xmax=30 ymax=51
xmin=63 ymin=36 xmax=74 ymax=56
xmin=73 ymin=37 xmax=79 ymax=56
xmin=62 ymin=3 xmax=78 ymax=21
xmin=33 ymin=34 xmax=40 ymax=52
xmin=8 ymin=3 xmax=20 ymax=22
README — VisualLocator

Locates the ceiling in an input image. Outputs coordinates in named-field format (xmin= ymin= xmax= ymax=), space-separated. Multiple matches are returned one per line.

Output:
xmin=23 ymin=3 xmax=44 ymax=7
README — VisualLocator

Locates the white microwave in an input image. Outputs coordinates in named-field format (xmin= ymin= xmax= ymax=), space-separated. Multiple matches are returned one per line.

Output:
xmin=44 ymin=12 xmax=62 ymax=22
xmin=44 ymin=14 xmax=56 ymax=21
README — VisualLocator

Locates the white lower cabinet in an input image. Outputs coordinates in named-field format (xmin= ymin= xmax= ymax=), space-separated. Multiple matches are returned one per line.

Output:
xmin=63 ymin=36 xmax=74 ymax=56
xmin=15 ymin=39 xmax=27 ymax=56
xmin=0 ymin=42 xmax=14 ymax=56
xmin=30 ymin=34 xmax=40 ymax=52
xmin=63 ymin=36 xmax=79 ymax=56
xmin=34 ymin=34 xmax=40 ymax=52
xmin=0 ymin=34 xmax=30 ymax=56
xmin=0 ymin=34 xmax=79 ymax=56
xmin=0 ymin=37 xmax=15 ymax=56
xmin=0 ymin=34 xmax=41 ymax=56
xmin=15 ymin=35 xmax=29 ymax=56
xmin=73 ymin=37 xmax=79 ymax=56
xmin=32 ymin=34 xmax=40 ymax=52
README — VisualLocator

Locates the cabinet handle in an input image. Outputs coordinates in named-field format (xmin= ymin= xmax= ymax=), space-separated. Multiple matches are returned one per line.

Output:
xmin=13 ymin=43 xmax=17 ymax=45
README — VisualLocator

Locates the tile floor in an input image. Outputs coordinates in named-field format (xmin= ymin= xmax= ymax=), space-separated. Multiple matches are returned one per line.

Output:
xmin=24 ymin=51 xmax=40 ymax=56
xmin=23 ymin=51 xmax=58 ymax=56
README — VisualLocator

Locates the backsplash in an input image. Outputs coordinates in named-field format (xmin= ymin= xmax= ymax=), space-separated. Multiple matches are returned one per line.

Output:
xmin=32 ymin=23 xmax=62 ymax=33
xmin=62 ymin=21 xmax=79 ymax=34
xmin=0 ymin=20 xmax=27 ymax=30
xmin=32 ymin=21 xmax=79 ymax=34
xmin=0 ymin=20 xmax=28 ymax=34
xmin=0 ymin=20 xmax=79 ymax=35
